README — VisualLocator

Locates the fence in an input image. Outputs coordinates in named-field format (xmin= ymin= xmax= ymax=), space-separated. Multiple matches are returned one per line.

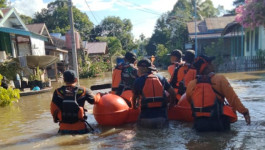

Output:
xmin=217 ymin=56 xmax=265 ymax=73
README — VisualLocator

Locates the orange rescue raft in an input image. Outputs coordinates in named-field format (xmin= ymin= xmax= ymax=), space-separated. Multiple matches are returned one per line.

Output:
xmin=93 ymin=91 xmax=140 ymax=126
xmin=93 ymin=92 xmax=237 ymax=126
xmin=168 ymin=93 xmax=238 ymax=123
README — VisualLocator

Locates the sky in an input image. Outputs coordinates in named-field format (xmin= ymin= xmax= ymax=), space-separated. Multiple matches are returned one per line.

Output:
xmin=9 ymin=0 xmax=235 ymax=39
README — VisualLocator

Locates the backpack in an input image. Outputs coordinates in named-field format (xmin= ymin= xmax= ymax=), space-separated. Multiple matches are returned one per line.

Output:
xmin=58 ymin=87 xmax=84 ymax=124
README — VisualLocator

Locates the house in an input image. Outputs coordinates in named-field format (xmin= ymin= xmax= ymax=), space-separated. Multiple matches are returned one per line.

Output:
xmin=223 ymin=22 xmax=265 ymax=57
xmin=0 ymin=7 xmax=47 ymax=59
xmin=187 ymin=15 xmax=244 ymax=57
xmin=82 ymin=41 xmax=108 ymax=56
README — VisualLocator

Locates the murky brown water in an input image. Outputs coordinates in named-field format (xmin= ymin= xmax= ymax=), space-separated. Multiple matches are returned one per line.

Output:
xmin=1 ymin=70 xmax=265 ymax=150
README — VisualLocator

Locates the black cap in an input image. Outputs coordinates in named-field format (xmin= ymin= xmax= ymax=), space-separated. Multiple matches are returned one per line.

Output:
xmin=125 ymin=52 xmax=136 ymax=63
xmin=137 ymin=58 xmax=157 ymax=71
xmin=193 ymin=55 xmax=216 ymax=69
xmin=169 ymin=49 xmax=182 ymax=59
xmin=183 ymin=50 xmax=195 ymax=63
xmin=63 ymin=70 xmax=77 ymax=83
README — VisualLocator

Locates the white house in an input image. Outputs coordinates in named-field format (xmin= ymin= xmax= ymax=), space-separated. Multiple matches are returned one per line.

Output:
xmin=244 ymin=26 xmax=265 ymax=56
xmin=0 ymin=7 xmax=47 ymax=58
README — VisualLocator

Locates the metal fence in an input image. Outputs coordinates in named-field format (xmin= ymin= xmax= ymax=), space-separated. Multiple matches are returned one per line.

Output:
xmin=217 ymin=56 xmax=265 ymax=73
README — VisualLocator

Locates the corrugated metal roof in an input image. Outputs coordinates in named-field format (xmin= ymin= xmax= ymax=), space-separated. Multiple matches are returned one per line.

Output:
xmin=205 ymin=16 xmax=235 ymax=30
xmin=26 ymin=23 xmax=45 ymax=34
xmin=187 ymin=16 xmax=236 ymax=34
xmin=83 ymin=42 xmax=108 ymax=54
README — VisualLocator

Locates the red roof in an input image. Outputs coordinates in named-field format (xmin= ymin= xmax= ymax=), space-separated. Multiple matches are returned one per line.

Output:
xmin=0 ymin=8 xmax=11 ymax=16
xmin=83 ymin=42 xmax=108 ymax=54
xmin=26 ymin=23 xmax=45 ymax=34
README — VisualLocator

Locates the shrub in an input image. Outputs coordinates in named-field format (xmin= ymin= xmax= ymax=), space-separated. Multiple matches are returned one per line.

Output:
xmin=0 ymin=74 xmax=20 ymax=107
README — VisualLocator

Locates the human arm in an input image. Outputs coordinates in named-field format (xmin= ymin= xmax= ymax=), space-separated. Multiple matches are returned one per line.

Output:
xmin=50 ymin=90 xmax=61 ymax=123
xmin=167 ymin=87 xmax=176 ymax=108
xmin=214 ymin=75 xmax=250 ymax=125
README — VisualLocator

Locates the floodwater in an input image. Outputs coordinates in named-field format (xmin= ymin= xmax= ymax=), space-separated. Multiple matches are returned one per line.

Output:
xmin=1 ymin=70 xmax=265 ymax=150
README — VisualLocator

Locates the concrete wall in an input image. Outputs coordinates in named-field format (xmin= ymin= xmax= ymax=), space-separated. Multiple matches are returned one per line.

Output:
xmin=31 ymin=37 xmax=45 ymax=56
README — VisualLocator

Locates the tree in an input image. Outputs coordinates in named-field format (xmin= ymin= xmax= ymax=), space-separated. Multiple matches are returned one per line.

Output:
xmin=96 ymin=36 xmax=123 ymax=56
xmin=20 ymin=15 xmax=33 ymax=24
xmin=235 ymin=0 xmax=265 ymax=29
xmin=91 ymin=16 xmax=136 ymax=51
xmin=33 ymin=0 xmax=93 ymax=40
xmin=0 ymin=0 xmax=6 ymax=8
xmin=145 ymin=0 xmax=220 ymax=57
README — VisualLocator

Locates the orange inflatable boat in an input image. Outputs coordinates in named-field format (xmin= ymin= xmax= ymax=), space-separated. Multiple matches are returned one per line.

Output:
xmin=168 ymin=93 xmax=238 ymax=123
xmin=93 ymin=90 xmax=140 ymax=126
xmin=168 ymin=93 xmax=194 ymax=122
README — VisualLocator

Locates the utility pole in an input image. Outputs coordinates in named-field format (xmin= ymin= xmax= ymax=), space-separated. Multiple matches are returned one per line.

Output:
xmin=68 ymin=0 xmax=79 ymax=84
xmin=194 ymin=0 xmax=198 ymax=57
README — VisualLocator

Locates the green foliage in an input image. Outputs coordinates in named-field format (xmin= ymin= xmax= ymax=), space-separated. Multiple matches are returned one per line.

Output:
xmin=146 ymin=0 xmax=220 ymax=56
xmin=0 ymin=61 xmax=21 ymax=80
xmin=204 ymin=38 xmax=227 ymax=68
xmin=0 ymin=74 xmax=20 ymax=107
xmin=79 ymin=56 xmax=111 ymax=78
xmin=96 ymin=36 xmax=123 ymax=56
xmin=33 ymin=0 xmax=93 ymax=40
xmin=90 ymin=16 xmax=136 ymax=52
xmin=256 ymin=49 xmax=265 ymax=56
xmin=28 ymin=66 xmax=42 ymax=81
xmin=156 ymin=44 xmax=170 ymax=67
xmin=20 ymin=14 xmax=33 ymax=24
xmin=0 ymin=0 xmax=6 ymax=8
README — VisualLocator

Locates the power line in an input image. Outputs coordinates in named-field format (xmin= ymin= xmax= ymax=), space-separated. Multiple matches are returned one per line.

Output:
xmin=119 ymin=0 xmax=161 ymax=15
xmin=84 ymin=0 xmax=100 ymax=25
xmin=117 ymin=0 xmax=161 ymax=16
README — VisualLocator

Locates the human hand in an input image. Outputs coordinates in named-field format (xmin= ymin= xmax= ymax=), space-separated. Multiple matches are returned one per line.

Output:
xmin=243 ymin=110 xmax=251 ymax=125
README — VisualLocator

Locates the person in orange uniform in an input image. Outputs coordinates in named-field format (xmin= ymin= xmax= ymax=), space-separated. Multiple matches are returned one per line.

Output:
xmin=168 ymin=49 xmax=183 ymax=77
xmin=111 ymin=57 xmax=124 ymax=94
xmin=186 ymin=55 xmax=251 ymax=132
xmin=50 ymin=70 xmax=96 ymax=134
xmin=132 ymin=58 xmax=176 ymax=128
xmin=114 ymin=52 xmax=138 ymax=96
xmin=170 ymin=50 xmax=197 ymax=101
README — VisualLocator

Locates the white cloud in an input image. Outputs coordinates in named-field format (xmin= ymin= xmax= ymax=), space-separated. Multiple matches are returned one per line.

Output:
xmin=209 ymin=0 xmax=234 ymax=10
xmin=74 ymin=0 xmax=117 ymax=12
xmin=12 ymin=0 xmax=47 ymax=17
xmin=142 ymin=0 xmax=176 ymax=13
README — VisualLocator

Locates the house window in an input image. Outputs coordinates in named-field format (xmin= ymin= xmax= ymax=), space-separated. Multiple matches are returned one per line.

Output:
xmin=255 ymin=27 xmax=259 ymax=51
xmin=246 ymin=32 xmax=250 ymax=52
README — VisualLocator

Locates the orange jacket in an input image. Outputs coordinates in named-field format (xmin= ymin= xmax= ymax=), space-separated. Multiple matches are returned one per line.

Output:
xmin=168 ymin=64 xmax=176 ymax=77
xmin=186 ymin=74 xmax=249 ymax=114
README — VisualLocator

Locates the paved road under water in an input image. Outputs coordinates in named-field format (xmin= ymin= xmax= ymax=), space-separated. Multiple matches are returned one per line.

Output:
xmin=1 ymin=70 xmax=265 ymax=150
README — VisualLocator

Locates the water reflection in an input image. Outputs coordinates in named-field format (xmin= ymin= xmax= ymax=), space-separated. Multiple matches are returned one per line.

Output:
xmin=1 ymin=71 xmax=265 ymax=149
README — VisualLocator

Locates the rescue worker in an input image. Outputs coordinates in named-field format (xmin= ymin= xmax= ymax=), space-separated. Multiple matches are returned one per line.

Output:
xmin=115 ymin=52 xmax=138 ymax=96
xmin=186 ymin=55 xmax=251 ymax=132
xmin=168 ymin=49 xmax=183 ymax=77
xmin=170 ymin=50 xmax=197 ymax=102
xmin=111 ymin=57 xmax=124 ymax=94
xmin=50 ymin=70 xmax=96 ymax=134
xmin=132 ymin=58 xmax=176 ymax=128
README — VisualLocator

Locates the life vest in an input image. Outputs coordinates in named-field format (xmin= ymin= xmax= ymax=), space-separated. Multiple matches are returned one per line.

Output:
xmin=111 ymin=67 xmax=122 ymax=94
xmin=141 ymin=74 xmax=166 ymax=108
xmin=168 ymin=64 xmax=177 ymax=77
xmin=191 ymin=75 xmax=223 ymax=118
xmin=56 ymin=87 xmax=85 ymax=124
xmin=170 ymin=64 xmax=197 ymax=96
